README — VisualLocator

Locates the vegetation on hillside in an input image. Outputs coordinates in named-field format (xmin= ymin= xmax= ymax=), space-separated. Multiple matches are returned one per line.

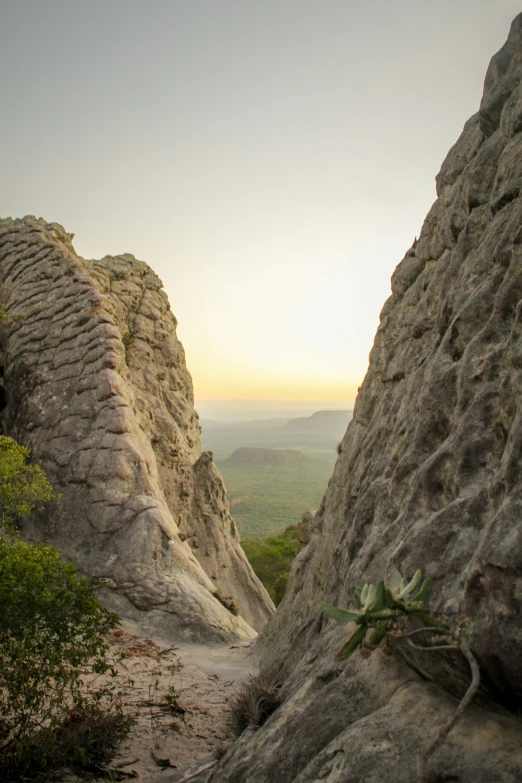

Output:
xmin=241 ymin=526 xmax=300 ymax=605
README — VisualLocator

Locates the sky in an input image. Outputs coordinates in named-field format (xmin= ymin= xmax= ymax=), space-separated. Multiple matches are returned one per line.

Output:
xmin=1 ymin=1 xmax=520 ymax=414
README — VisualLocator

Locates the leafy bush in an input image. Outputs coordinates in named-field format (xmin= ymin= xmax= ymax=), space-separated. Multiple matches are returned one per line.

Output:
xmin=0 ymin=538 xmax=120 ymax=765
xmin=122 ymin=330 xmax=134 ymax=362
xmin=0 ymin=434 xmax=128 ymax=777
xmin=241 ymin=526 xmax=300 ymax=604
xmin=0 ymin=435 xmax=59 ymax=534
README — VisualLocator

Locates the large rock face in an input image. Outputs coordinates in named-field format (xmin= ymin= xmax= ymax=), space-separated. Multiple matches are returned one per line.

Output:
xmin=208 ymin=14 xmax=522 ymax=783
xmin=0 ymin=218 xmax=274 ymax=642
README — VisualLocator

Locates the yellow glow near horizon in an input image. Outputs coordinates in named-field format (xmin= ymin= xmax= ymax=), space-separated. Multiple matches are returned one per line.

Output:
xmin=188 ymin=360 xmax=361 ymax=404
xmin=179 ymin=327 xmax=366 ymax=405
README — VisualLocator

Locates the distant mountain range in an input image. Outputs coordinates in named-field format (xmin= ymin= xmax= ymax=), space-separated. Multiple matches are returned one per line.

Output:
xmin=279 ymin=410 xmax=352 ymax=435
xmin=200 ymin=410 xmax=352 ymax=459
xmin=201 ymin=417 xmax=290 ymax=431
xmin=222 ymin=447 xmax=309 ymax=467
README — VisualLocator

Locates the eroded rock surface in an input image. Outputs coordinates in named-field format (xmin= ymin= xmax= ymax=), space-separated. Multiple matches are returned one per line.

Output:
xmin=0 ymin=218 xmax=274 ymax=641
xmin=208 ymin=13 xmax=522 ymax=782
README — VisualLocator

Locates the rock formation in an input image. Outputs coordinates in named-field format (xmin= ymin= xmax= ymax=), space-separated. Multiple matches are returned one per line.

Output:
xmin=0 ymin=218 xmax=274 ymax=642
xmin=297 ymin=508 xmax=315 ymax=548
xmin=205 ymin=13 xmax=522 ymax=782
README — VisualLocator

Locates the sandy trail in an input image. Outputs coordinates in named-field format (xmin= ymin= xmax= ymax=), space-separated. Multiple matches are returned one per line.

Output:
xmin=74 ymin=621 xmax=256 ymax=782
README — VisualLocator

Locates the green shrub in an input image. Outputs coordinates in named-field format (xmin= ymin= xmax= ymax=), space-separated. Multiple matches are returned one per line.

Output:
xmin=0 ymin=435 xmax=125 ymax=773
xmin=241 ymin=526 xmax=300 ymax=605
xmin=122 ymin=330 xmax=133 ymax=362
xmin=0 ymin=435 xmax=59 ymax=534
xmin=0 ymin=538 xmax=120 ymax=766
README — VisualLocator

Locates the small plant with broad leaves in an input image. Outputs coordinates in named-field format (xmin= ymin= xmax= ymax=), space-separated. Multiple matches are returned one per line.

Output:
xmin=324 ymin=569 xmax=445 ymax=660
xmin=325 ymin=570 xmax=481 ymax=776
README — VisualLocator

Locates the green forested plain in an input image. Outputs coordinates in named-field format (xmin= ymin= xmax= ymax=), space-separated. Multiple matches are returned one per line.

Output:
xmin=217 ymin=451 xmax=335 ymax=539
xmin=216 ymin=446 xmax=336 ymax=604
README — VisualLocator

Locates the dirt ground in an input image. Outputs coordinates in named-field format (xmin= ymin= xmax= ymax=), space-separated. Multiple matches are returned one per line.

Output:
xmin=74 ymin=622 xmax=256 ymax=782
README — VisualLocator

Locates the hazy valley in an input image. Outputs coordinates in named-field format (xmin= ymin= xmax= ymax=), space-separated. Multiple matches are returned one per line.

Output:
xmin=201 ymin=410 xmax=351 ymax=538
xmin=200 ymin=409 xmax=352 ymax=459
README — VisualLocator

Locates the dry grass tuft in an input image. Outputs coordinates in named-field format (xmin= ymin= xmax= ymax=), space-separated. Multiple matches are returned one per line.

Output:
xmin=211 ymin=740 xmax=230 ymax=760
xmin=226 ymin=666 xmax=283 ymax=738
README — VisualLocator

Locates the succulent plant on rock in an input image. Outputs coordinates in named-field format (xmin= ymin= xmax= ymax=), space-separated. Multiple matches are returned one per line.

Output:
xmin=326 ymin=570 xmax=481 ymax=766
xmin=324 ymin=570 xmax=446 ymax=660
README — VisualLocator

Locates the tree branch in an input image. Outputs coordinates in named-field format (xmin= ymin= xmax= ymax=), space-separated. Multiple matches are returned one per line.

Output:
xmin=407 ymin=640 xmax=459 ymax=652
xmin=423 ymin=637 xmax=480 ymax=760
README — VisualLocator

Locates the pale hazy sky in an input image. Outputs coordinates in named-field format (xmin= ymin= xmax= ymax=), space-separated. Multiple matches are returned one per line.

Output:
xmin=1 ymin=2 xmax=520 ymax=407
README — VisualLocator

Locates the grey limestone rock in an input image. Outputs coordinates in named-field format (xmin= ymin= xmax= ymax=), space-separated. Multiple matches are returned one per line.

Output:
xmin=0 ymin=217 xmax=274 ymax=642
xmin=208 ymin=13 xmax=522 ymax=782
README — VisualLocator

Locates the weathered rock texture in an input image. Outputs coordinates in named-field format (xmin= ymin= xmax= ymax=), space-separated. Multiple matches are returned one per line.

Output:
xmin=207 ymin=14 xmax=522 ymax=783
xmin=0 ymin=218 xmax=274 ymax=642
